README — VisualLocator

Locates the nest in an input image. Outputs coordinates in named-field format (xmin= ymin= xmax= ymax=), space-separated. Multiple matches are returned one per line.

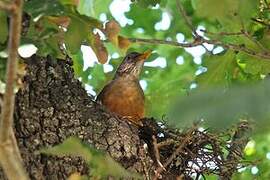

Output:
xmin=139 ymin=118 xmax=251 ymax=179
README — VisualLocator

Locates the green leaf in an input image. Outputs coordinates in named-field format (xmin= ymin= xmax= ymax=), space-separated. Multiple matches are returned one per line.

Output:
xmin=39 ymin=137 xmax=93 ymax=161
xmin=238 ymin=52 xmax=270 ymax=75
xmin=65 ymin=16 xmax=89 ymax=53
xmin=169 ymin=80 xmax=270 ymax=131
xmin=143 ymin=49 xmax=196 ymax=118
xmin=24 ymin=0 xmax=65 ymax=18
xmin=39 ymin=137 xmax=141 ymax=179
xmin=59 ymin=0 xmax=77 ymax=5
xmin=196 ymin=51 xmax=237 ymax=88
xmin=238 ymin=0 xmax=259 ymax=22
xmin=0 ymin=58 xmax=7 ymax=82
xmin=88 ymin=63 xmax=108 ymax=92
xmin=124 ymin=4 xmax=162 ymax=36
xmin=71 ymin=50 xmax=84 ymax=77
xmin=77 ymin=0 xmax=94 ymax=17
xmin=64 ymin=9 xmax=102 ymax=53
xmin=91 ymin=0 xmax=112 ymax=18
xmin=258 ymin=28 xmax=270 ymax=50
xmin=193 ymin=0 xmax=259 ymax=31
xmin=135 ymin=0 xmax=161 ymax=8
xmin=0 ymin=11 xmax=8 ymax=44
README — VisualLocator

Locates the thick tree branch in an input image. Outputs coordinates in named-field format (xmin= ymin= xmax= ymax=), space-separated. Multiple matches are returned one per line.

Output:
xmin=0 ymin=0 xmax=28 ymax=179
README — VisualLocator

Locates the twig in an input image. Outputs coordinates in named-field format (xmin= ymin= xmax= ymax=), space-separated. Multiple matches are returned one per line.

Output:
xmin=175 ymin=0 xmax=198 ymax=37
xmin=251 ymin=17 xmax=270 ymax=26
xmin=153 ymin=127 xmax=195 ymax=180
xmin=157 ymin=139 xmax=176 ymax=148
xmin=241 ymin=29 xmax=269 ymax=53
xmin=128 ymin=37 xmax=270 ymax=59
xmin=128 ymin=37 xmax=203 ymax=48
xmin=173 ymin=0 xmax=270 ymax=59
xmin=0 ymin=0 xmax=28 ymax=179
xmin=205 ymin=39 xmax=270 ymax=59
xmin=152 ymin=136 xmax=164 ymax=169
xmin=201 ymin=29 xmax=244 ymax=36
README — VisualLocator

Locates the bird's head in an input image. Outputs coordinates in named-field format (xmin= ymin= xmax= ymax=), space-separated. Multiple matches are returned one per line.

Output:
xmin=115 ymin=50 xmax=152 ymax=79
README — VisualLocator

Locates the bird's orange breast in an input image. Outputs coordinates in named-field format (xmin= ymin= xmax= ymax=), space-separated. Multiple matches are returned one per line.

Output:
xmin=97 ymin=77 xmax=145 ymax=124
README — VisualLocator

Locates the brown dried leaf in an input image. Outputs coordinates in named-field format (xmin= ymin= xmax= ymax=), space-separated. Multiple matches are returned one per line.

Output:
xmin=93 ymin=34 xmax=108 ymax=64
xmin=105 ymin=20 xmax=121 ymax=46
xmin=73 ymin=0 xmax=80 ymax=6
xmin=118 ymin=36 xmax=131 ymax=51
xmin=47 ymin=16 xmax=71 ymax=28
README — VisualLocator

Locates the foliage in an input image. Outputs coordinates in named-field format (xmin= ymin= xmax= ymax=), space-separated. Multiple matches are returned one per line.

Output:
xmin=39 ymin=137 xmax=141 ymax=179
xmin=169 ymin=79 xmax=270 ymax=131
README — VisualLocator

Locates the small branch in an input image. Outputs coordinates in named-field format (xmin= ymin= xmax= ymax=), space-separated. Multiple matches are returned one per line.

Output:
xmin=157 ymin=139 xmax=176 ymax=148
xmin=201 ymin=29 xmax=244 ymax=36
xmin=0 ymin=0 xmax=22 ymax=143
xmin=175 ymin=0 xmax=198 ymax=37
xmin=251 ymin=18 xmax=270 ymax=26
xmin=0 ymin=0 xmax=29 ymax=179
xmin=241 ymin=29 xmax=269 ymax=53
xmin=152 ymin=136 xmax=164 ymax=170
xmin=205 ymin=39 xmax=270 ymax=59
xmin=173 ymin=0 xmax=270 ymax=59
xmin=219 ymin=120 xmax=252 ymax=180
xmin=128 ymin=37 xmax=203 ymax=48
xmin=129 ymin=37 xmax=270 ymax=59
xmin=0 ymin=137 xmax=26 ymax=180
xmin=153 ymin=127 xmax=195 ymax=180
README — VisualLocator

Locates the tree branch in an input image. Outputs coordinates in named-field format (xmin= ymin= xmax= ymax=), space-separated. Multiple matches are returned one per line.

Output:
xmin=0 ymin=0 xmax=21 ymax=145
xmin=128 ymin=37 xmax=270 ymax=59
xmin=173 ymin=0 xmax=270 ymax=59
xmin=128 ymin=37 xmax=203 ymax=48
xmin=200 ymin=29 xmax=244 ymax=36
xmin=0 ymin=0 xmax=28 ymax=179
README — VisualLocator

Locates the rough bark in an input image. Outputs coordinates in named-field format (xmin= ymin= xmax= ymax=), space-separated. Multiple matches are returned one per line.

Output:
xmin=0 ymin=55 xmax=154 ymax=179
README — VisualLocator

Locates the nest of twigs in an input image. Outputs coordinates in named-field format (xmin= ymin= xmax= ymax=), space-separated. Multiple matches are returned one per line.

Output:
xmin=139 ymin=118 xmax=251 ymax=180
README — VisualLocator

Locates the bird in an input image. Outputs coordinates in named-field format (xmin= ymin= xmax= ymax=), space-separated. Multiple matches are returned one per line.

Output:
xmin=96 ymin=50 xmax=152 ymax=125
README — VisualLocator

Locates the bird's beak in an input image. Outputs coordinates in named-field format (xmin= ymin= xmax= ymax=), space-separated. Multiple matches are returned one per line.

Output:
xmin=136 ymin=50 xmax=152 ymax=61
